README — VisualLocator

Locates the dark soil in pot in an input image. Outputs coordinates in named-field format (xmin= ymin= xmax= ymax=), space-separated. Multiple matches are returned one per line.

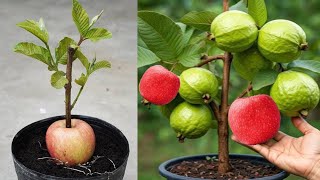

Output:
xmin=159 ymin=154 xmax=289 ymax=180
xmin=12 ymin=115 xmax=130 ymax=180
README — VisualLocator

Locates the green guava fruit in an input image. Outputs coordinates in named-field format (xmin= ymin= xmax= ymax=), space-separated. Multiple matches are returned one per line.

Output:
xmin=170 ymin=102 xmax=212 ymax=142
xmin=270 ymin=71 xmax=319 ymax=117
xmin=210 ymin=10 xmax=258 ymax=52
xmin=158 ymin=95 xmax=184 ymax=119
xmin=258 ymin=19 xmax=308 ymax=63
xmin=179 ymin=68 xmax=218 ymax=104
xmin=233 ymin=47 xmax=273 ymax=81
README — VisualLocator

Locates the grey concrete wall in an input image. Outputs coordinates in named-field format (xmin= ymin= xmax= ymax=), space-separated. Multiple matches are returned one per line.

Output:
xmin=0 ymin=0 xmax=137 ymax=179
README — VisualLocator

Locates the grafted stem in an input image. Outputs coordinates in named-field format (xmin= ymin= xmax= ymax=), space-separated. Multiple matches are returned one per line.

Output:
xmin=65 ymin=36 xmax=84 ymax=128
xmin=65 ymin=47 xmax=75 ymax=128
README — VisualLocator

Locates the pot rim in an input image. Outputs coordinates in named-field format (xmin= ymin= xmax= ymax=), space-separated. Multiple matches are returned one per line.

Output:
xmin=11 ymin=114 xmax=130 ymax=180
xmin=159 ymin=154 xmax=289 ymax=180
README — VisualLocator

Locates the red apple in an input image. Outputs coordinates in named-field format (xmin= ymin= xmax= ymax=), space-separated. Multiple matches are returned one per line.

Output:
xmin=228 ymin=95 xmax=281 ymax=145
xmin=139 ymin=65 xmax=180 ymax=105
xmin=45 ymin=119 xmax=95 ymax=166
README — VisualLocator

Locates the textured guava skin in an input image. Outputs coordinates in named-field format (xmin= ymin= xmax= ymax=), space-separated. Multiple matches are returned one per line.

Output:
xmin=210 ymin=10 xmax=258 ymax=52
xmin=229 ymin=95 xmax=281 ymax=145
xmin=170 ymin=102 xmax=212 ymax=139
xmin=270 ymin=71 xmax=320 ymax=117
xmin=179 ymin=68 xmax=218 ymax=104
xmin=139 ymin=65 xmax=180 ymax=105
xmin=233 ymin=47 xmax=273 ymax=81
xmin=159 ymin=94 xmax=184 ymax=119
xmin=258 ymin=19 xmax=307 ymax=63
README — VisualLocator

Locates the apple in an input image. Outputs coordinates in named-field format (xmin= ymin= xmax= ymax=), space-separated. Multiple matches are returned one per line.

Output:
xmin=45 ymin=119 xmax=95 ymax=166
xmin=228 ymin=94 xmax=281 ymax=145
xmin=139 ymin=65 xmax=180 ymax=105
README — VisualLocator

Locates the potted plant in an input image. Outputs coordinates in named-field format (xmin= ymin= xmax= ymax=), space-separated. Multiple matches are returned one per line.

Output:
xmin=11 ymin=0 xmax=129 ymax=179
xmin=138 ymin=0 xmax=319 ymax=179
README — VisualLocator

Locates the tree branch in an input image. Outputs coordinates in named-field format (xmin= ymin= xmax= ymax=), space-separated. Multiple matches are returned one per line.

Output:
xmin=210 ymin=101 xmax=220 ymax=120
xmin=237 ymin=83 xmax=253 ymax=99
xmin=217 ymin=0 xmax=232 ymax=174
xmin=196 ymin=54 xmax=225 ymax=67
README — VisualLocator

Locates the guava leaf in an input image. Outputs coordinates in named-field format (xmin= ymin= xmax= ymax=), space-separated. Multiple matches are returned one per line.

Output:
xmin=55 ymin=37 xmax=77 ymax=65
xmin=248 ymin=0 xmax=267 ymax=27
xmin=287 ymin=60 xmax=320 ymax=75
xmin=177 ymin=23 xmax=195 ymax=46
xmin=74 ymin=50 xmax=90 ymax=70
xmin=14 ymin=42 xmax=51 ymax=65
xmin=177 ymin=44 xmax=202 ymax=67
xmin=89 ymin=10 xmax=104 ymax=29
xmin=230 ymin=0 xmax=248 ymax=12
xmin=75 ymin=73 xmax=87 ymax=86
xmin=138 ymin=46 xmax=160 ymax=68
xmin=51 ymin=71 xmax=68 ymax=89
xmin=84 ymin=28 xmax=112 ymax=42
xmin=72 ymin=0 xmax=90 ymax=36
xmin=90 ymin=60 xmax=111 ymax=74
xmin=138 ymin=11 xmax=184 ymax=61
xmin=180 ymin=11 xmax=217 ymax=31
xmin=17 ymin=19 xmax=49 ymax=43
xmin=138 ymin=35 xmax=148 ymax=49
xmin=252 ymin=69 xmax=278 ymax=90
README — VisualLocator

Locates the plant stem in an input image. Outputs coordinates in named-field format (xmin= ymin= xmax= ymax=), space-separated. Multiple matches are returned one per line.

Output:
xmin=217 ymin=0 xmax=232 ymax=174
xmin=71 ymin=85 xmax=85 ymax=110
xmin=237 ymin=83 xmax=253 ymax=99
xmin=45 ymin=43 xmax=58 ymax=71
xmin=218 ymin=52 xmax=232 ymax=173
xmin=65 ymin=47 xmax=75 ymax=128
xmin=65 ymin=37 xmax=85 ymax=128
xmin=196 ymin=55 xmax=225 ymax=67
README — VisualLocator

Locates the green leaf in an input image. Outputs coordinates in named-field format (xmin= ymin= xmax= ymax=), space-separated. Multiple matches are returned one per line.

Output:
xmin=252 ymin=69 xmax=279 ymax=91
xmin=180 ymin=11 xmax=217 ymax=31
xmin=138 ymin=11 xmax=184 ymax=61
xmin=14 ymin=42 xmax=51 ymax=65
xmin=72 ymin=0 xmax=90 ymax=36
xmin=84 ymin=28 xmax=112 ymax=42
xmin=51 ymin=71 xmax=68 ymax=89
xmin=74 ymin=50 xmax=90 ymax=70
xmin=17 ymin=19 xmax=49 ymax=43
xmin=177 ymin=44 xmax=202 ymax=67
xmin=55 ymin=37 xmax=77 ymax=65
xmin=230 ymin=0 xmax=248 ymax=12
xmin=75 ymin=73 xmax=87 ymax=86
xmin=248 ymin=0 xmax=267 ymax=27
xmin=138 ymin=46 xmax=160 ymax=68
xmin=89 ymin=10 xmax=104 ymax=28
xmin=90 ymin=60 xmax=111 ymax=74
xmin=287 ymin=60 xmax=320 ymax=74
xmin=138 ymin=35 xmax=148 ymax=48
xmin=176 ymin=23 xmax=195 ymax=45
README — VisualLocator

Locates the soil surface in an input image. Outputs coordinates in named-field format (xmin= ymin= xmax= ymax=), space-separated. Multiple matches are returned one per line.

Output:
xmin=14 ymin=125 xmax=127 ymax=178
xmin=169 ymin=158 xmax=283 ymax=179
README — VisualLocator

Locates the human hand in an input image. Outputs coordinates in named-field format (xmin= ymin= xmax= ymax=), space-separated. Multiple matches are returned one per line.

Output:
xmin=232 ymin=117 xmax=320 ymax=179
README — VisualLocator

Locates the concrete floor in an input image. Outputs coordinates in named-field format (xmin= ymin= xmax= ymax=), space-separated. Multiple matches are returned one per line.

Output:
xmin=0 ymin=0 xmax=137 ymax=179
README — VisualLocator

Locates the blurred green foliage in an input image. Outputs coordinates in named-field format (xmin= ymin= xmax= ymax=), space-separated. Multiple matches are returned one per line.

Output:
xmin=138 ymin=0 xmax=320 ymax=179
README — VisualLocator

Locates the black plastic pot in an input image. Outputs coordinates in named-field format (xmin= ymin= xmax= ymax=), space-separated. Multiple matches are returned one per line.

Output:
xmin=11 ymin=115 xmax=130 ymax=180
xmin=159 ymin=154 xmax=289 ymax=180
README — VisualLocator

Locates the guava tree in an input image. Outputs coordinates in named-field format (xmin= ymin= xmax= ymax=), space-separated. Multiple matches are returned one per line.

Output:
xmin=138 ymin=0 xmax=320 ymax=174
